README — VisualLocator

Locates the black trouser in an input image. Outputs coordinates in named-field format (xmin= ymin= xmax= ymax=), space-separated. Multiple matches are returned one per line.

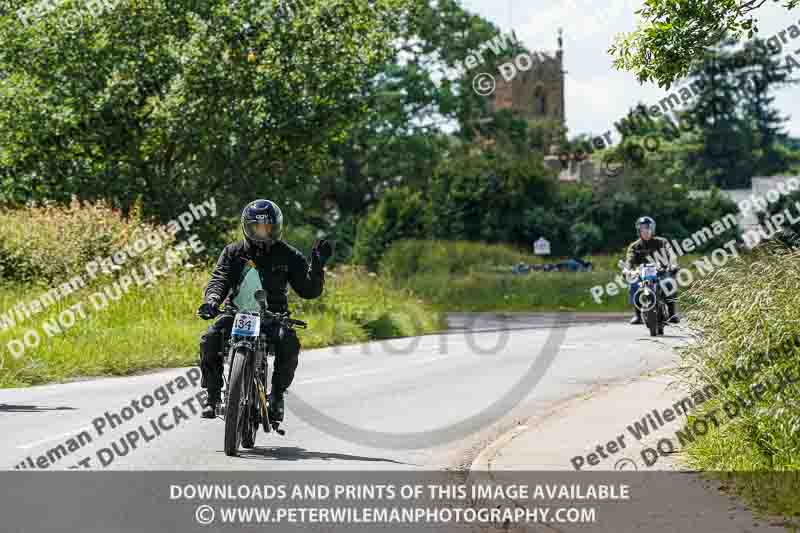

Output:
xmin=199 ymin=314 xmax=301 ymax=404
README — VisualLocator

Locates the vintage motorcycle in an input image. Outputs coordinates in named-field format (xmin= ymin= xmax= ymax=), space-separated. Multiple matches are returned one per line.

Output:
xmin=219 ymin=289 xmax=307 ymax=456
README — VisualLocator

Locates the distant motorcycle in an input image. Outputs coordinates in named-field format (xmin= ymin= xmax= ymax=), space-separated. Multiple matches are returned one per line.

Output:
xmin=220 ymin=289 xmax=307 ymax=456
xmin=619 ymin=260 xmax=677 ymax=337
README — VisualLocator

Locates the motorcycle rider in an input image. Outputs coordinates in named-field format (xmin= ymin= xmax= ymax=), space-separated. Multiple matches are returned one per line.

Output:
xmin=624 ymin=216 xmax=679 ymax=325
xmin=196 ymin=199 xmax=333 ymax=420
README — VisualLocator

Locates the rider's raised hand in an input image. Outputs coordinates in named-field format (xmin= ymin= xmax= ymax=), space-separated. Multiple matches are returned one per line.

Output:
xmin=312 ymin=239 xmax=334 ymax=267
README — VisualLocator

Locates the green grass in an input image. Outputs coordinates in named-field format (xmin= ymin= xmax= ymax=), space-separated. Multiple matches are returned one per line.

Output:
xmin=401 ymin=271 xmax=631 ymax=312
xmin=674 ymin=242 xmax=800 ymax=522
xmin=0 ymin=266 xmax=443 ymax=388
xmin=380 ymin=239 xmax=709 ymax=312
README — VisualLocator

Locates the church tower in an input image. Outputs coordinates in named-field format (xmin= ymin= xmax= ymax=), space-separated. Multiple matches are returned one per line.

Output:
xmin=488 ymin=29 xmax=565 ymax=126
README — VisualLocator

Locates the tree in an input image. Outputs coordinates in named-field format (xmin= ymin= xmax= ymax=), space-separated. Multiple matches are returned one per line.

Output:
xmin=352 ymin=186 xmax=430 ymax=270
xmin=315 ymin=0 xmax=514 ymax=222
xmin=610 ymin=0 xmax=800 ymax=88
xmin=670 ymin=38 xmax=797 ymax=188
xmin=571 ymin=222 xmax=604 ymax=257
xmin=463 ymin=109 xmax=566 ymax=154
xmin=429 ymin=144 xmax=561 ymax=246
xmin=0 ymin=0 xmax=407 ymax=226
xmin=601 ymin=38 xmax=799 ymax=189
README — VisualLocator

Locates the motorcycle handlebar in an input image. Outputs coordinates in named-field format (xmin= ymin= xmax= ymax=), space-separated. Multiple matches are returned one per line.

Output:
xmin=621 ymin=265 xmax=680 ymax=278
xmin=222 ymin=299 xmax=308 ymax=330
xmin=260 ymin=308 xmax=307 ymax=329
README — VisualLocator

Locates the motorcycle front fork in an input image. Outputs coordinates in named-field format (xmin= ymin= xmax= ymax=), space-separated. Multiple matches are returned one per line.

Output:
xmin=218 ymin=345 xmax=272 ymax=424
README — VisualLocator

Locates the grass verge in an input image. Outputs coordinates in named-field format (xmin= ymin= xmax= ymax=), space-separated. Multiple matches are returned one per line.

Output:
xmin=0 ymin=266 xmax=443 ymax=388
xmin=676 ymin=242 xmax=800 ymax=523
xmin=380 ymin=239 xmax=709 ymax=312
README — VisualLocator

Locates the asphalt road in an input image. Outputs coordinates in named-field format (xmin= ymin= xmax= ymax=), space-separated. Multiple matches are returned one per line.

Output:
xmin=1 ymin=313 xmax=686 ymax=471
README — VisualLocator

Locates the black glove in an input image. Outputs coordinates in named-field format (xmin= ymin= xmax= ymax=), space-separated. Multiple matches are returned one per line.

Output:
xmin=197 ymin=299 xmax=220 ymax=320
xmin=312 ymin=239 xmax=334 ymax=267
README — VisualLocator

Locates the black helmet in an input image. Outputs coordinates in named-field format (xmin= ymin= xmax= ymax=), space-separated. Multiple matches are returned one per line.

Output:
xmin=636 ymin=216 xmax=655 ymax=236
xmin=241 ymin=199 xmax=283 ymax=248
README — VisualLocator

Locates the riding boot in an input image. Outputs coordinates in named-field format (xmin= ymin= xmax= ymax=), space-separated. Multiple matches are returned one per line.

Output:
xmin=202 ymin=392 xmax=219 ymax=419
xmin=199 ymin=315 xmax=232 ymax=420
xmin=268 ymin=391 xmax=285 ymax=422
xmin=667 ymin=301 xmax=680 ymax=324
xmin=269 ymin=331 xmax=300 ymax=423
xmin=630 ymin=309 xmax=643 ymax=325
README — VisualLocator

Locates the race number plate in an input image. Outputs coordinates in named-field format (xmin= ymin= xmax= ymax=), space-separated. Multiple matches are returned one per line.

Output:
xmin=642 ymin=264 xmax=658 ymax=279
xmin=232 ymin=313 xmax=261 ymax=337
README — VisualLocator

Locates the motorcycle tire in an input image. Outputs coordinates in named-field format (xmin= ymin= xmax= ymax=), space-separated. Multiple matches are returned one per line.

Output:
xmin=224 ymin=348 xmax=252 ymax=456
xmin=241 ymin=400 xmax=257 ymax=449
xmin=645 ymin=308 xmax=658 ymax=337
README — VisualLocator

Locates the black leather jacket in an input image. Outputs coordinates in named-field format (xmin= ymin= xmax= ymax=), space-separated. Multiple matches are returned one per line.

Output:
xmin=203 ymin=240 xmax=324 ymax=313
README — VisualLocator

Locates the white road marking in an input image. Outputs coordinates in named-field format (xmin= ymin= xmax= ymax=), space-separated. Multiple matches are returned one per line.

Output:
xmin=17 ymin=426 xmax=93 ymax=449
xmin=15 ymin=354 xmax=456 ymax=450
xmin=295 ymin=354 xmax=451 ymax=386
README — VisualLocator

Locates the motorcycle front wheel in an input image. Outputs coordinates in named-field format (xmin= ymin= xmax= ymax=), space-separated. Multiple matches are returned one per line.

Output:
xmin=644 ymin=307 xmax=659 ymax=337
xmin=658 ymin=302 xmax=667 ymax=335
xmin=224 ymin=348 xmax=254 ymax=456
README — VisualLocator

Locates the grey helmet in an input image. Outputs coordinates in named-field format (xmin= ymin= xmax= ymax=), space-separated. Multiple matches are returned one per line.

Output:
xmin=635 ymin=216 xmax=655 ymax=236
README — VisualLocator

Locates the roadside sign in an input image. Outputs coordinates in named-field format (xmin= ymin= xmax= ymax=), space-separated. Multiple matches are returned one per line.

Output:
xmin=534 ymin=237 xmax=551 ymax=256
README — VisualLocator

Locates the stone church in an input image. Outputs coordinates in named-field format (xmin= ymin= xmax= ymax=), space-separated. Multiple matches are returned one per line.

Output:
xmin=484 ymin=30 xmax=602 ymax=183
xmin=487 ymin=30 xmax=566 ymax=126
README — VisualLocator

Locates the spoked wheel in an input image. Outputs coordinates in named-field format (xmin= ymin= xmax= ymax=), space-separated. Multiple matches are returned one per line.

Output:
xmin=242 ymin=384 xmax=258 ymax=449
xmin=259 ymin=383 xmax=271 ymax=434
xmin=241 ymin=401 xmax=257 ymax=449
xmin=224 ymin=348 xmax=253 ymax=456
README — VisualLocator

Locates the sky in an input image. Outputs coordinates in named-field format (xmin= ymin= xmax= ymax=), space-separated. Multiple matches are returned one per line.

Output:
xmin=457 ymin=0 xmax=800 ymax=141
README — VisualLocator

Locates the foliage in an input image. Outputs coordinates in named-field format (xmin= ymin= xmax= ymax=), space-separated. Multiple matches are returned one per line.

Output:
xmin=609 ymin=0 xmax=800 ymax=87
xmin=281 ymin=224 xmax=319 ymax=257
xmin=352 ymin=186 xmax=431 ymax=270
xmin=398 ymin=270 xmax=629 ymax=312
xmin=0 ymin=199 xmax=172 ymax=285
xmin=587 ymin=177 xmax=740 ymax=252
xmin=571 ymin=222 xmax=604 ymax=257
xmin=314 ymin=0 xmax=512 ymax=220
xmin=0 ymin=265 xmax=442 ymax=388
xmin=463 ymin=110 xmax=566 ymax=154
xmin=379 ymin=239 xmax=534 ymax=279
xmin=678 ymin=243 xmax=800 ymax=515
xmin=380 ymin=240 xmax=631 ymax=312
xmin=764 ymin=189 xmax=800 ymax=235
xmin=0 ymin=0 xmax=406 ymax=226
xmin=605 ymin=38 xmax=800 ymax=190
xmin=429 ymin=145 xmax=561 ymax=248
xmin=681 ymin=38 xmax=798 ymax=188
xmin=327 ymin=214 xmax=358 ymax=265
xmin=354 ymin=144 xmax=740 ymax=267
